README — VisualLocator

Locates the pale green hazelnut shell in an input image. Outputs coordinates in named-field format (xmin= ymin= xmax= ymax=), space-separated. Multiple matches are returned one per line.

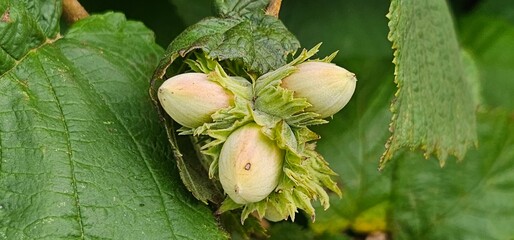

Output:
xmin=219 ymin=123 xmax=284 ymax=204
xmin=281 ymin=61 xmax=357 ymax=118
xmin=264 ymin=203 xmax=288 ymax=222
xmin=158 ymin=73 xmax=234 ymax=128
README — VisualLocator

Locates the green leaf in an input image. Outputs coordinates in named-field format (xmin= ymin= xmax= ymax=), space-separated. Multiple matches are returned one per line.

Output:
xmin=389 ymin=109 xmax=514 ymax=239
xmin=382 ymin=0 xmax=477 ymax=168
xmin=220 ymin=212 xmax=267 ymax=239
xmin=81 ymin=0 xmax=188 ymax=47
xmin=208 ymin=15 xmax=299 ymax=75
xmin=154 ymin=15 xmax=299 ymax=77
xmin=213 ymin=0 xmax=269 ymax=18
xmin=460 ymin=49 xmax=481 ymax=108
xmin=474 ymin=0 xmax=514 ymax=25
xmin=269 ymin=222 xmax=314 ymax=240
xmin=0 ymin=6 xmax=226 ymax=239
xmin=311 ymin=59 xmax=514 ymax=239
xmin=459 ymin=15 xmax=514 ymax=111
xmin=169 ymin=0 xmax=211 ymax=26
xmin=280 ymin=0 xmax=392 ymax=62
xmin=173 ymin=134 xmax=225 ymax=204
xmin=0 ymin=0 xmax=61 ymax=73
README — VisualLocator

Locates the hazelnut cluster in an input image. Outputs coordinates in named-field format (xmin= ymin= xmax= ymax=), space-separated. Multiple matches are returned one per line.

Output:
xmin=158 ymin=45 xmax=356 ymax=222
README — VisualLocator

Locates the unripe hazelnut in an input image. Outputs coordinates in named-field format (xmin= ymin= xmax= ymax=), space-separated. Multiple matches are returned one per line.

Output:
xmin=264 ymin=203 xmax=288 ymax=222
xmin=158 ymin=73 xmax=234 ymax=128
xmin=219 ymin=123 xmax=284 ymax=204
xmin=281 ymin=62 xmax=357 ymax=118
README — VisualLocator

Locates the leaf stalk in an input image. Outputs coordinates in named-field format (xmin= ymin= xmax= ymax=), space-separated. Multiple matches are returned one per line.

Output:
xmin=266 ymin=0 xmax=282 ymax=17
xmin=62 ymin=0 xmax=89 ymax=23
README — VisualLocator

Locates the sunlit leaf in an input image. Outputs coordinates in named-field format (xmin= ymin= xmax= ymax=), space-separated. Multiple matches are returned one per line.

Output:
xmin=0 ymin=2 xmax=226 ymax=238
xmin=382 ymin=0 xmax=477 ymax=167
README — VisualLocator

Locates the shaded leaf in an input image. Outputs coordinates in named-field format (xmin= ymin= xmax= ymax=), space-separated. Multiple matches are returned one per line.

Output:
xmin=269 ymin=222 xmax=314 ymax=240
xmin=0 ymin=6 xmax=226 ymax=239
xmin=280 ymin=0 xmax=392 ymax=62
xmin=460 ymin=49 xmax=481 ymax=107
xmin=220 ymin=212 xmax=267 ymax=240
xmin=80 ymin=0 xmax=187 ymax=47
xmin=0 ymin=0 xmax=61 ymax=73
xmin=474 ymin=0 xmax=514 ymax=25
xmin=459 ymin=15 xmax=514 ymax=110
xmin=213 ymin=0 xmax=268 ymax=18
xmin=169 ymin=0 xmax=211 ymax=26
xmin=389 ymin=109 xmax=514 ymax=240
xmin=382 ymin=0 xmax=477 ymax=168
xmin=174 ymin=135 xmax=225 ymax=204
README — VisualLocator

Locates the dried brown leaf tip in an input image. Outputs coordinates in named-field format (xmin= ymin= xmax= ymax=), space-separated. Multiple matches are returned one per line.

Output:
xmin=1 ymin=8 xmax=10 ymax=23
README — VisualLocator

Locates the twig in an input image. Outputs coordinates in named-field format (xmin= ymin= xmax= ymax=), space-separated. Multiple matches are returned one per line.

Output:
xmin=265 ymin=0 xmax=282 ymax=17
xmin=62 ymin=0 xmax=89 ymax=24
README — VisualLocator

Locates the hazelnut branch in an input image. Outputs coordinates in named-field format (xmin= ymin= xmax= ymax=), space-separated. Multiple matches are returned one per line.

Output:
xmin=62 ymin=0 xmax=89 ymax=24
xmin=265 ymin=0 xmax=282 ymax=17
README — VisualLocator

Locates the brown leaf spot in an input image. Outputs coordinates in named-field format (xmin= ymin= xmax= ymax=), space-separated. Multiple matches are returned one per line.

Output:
xmin=1 ymin=8 xmax=10 ymax=23
xmin=244 ymin=163 xmax=251 ymax=170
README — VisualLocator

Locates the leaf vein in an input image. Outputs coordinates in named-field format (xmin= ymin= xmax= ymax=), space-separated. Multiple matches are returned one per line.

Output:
xmin=0 ymin=36 xmax=62 ymax=79
xmin=76 ymin=65 xmax=180 ymax=239
xmin=35 ymin=50 xmax=86 ymax=239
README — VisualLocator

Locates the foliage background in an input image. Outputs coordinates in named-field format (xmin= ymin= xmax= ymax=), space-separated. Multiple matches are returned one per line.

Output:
xmin=1 ymin=0 xmax=514 ymax=239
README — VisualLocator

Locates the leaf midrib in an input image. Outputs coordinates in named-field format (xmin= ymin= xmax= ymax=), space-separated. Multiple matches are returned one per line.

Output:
xmin=0 ymin=36 xmax=62 ymax=79
xmin=36 ymin=47 xmax=85 ymax=239
xmin=56 ymin=38 xmax=180 ymax=239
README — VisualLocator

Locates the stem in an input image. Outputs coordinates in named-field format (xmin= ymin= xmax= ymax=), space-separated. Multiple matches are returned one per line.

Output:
xmin=62 ymin=0 xmax=89 ymax=24
xmin=265 ymin=0 xmax=282 ymax=17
